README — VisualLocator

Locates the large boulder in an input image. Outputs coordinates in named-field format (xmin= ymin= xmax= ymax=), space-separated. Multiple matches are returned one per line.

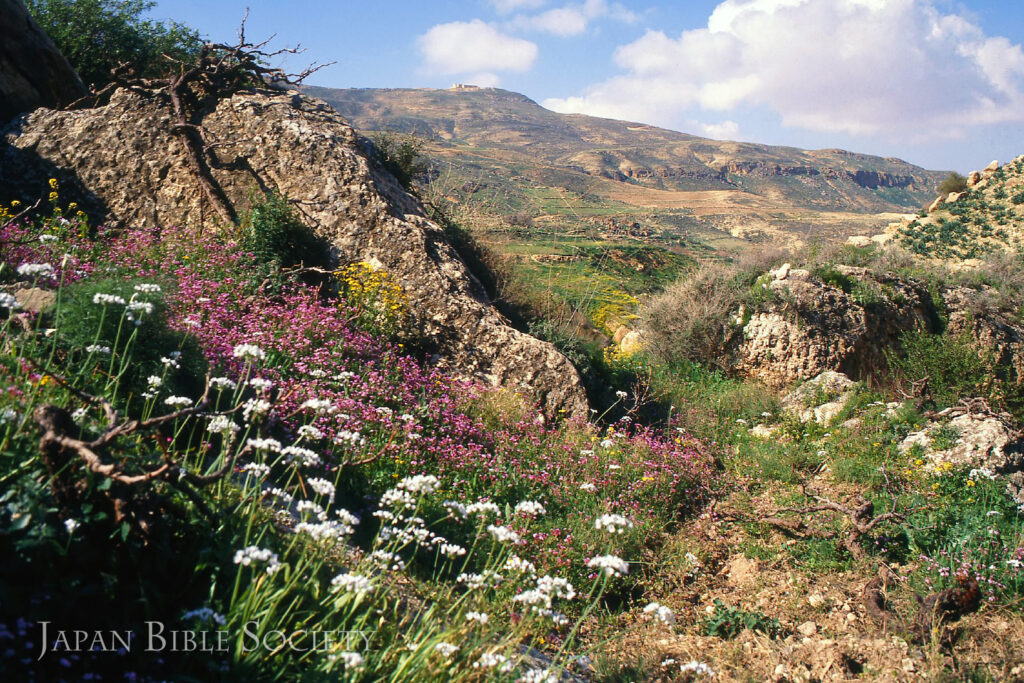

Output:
xmin=735 ymin=266 xmax=936 ymax=388
xmin=780 ymin=371 xmax=857 ymax=425
xmin=0 ymin=87 xmax=588 ymax=418
xmin=0 ymin=0 xmax=87 ymax=121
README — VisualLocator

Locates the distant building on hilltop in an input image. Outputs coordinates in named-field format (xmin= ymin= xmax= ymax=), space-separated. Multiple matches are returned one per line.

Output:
xmin=450 ymin=83 xmax=483 ymax=92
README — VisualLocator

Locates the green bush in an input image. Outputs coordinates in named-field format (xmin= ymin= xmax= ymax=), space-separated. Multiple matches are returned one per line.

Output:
xmin=937 ymin=171 xmax=968 ymax=196
xmin=700 ymin=599 xmax=782 ymax=639
xmin=886 ymin=328 xmax=992 ymax=409
xmin=26 ymin=0 xmax=201 ymax=87
xmin=241 ymin=192 xmax=329 ymax=270
xmin=371 ymin=131 xmax=428 ymax=191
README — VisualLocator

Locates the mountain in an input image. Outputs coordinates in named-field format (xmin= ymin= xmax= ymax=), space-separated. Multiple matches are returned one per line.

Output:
xmin=303 ymin=85 xmax=946 ymax=248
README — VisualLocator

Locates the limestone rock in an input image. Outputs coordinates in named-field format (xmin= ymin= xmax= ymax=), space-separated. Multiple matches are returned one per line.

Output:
xmin=772 ymin=262 xmax=791 ymax=281
xmin=899 ymin=402 xmax=1024 ymax=504
xmin=619 ymin=330 xmax=643 ymax=356
xmin=928 ymin=196 xmax=944 ymax=213
xmin=947 ymin=191 xmax=964 ymax=203
xmin=984 ymin=160 xmax=1000 ymax=173
xmin=0 ymin=0 xmax=87 ymax=121
xmin=736 ymin=266 xmax=935 ymax=388
xmin=845 ymin=235 xmax=872 ymax=247
xmin=967 ymin=170 xmax=982 ymax=187
xmin=943 ymin=286 xmax=1024 ymax=385
xmin=0 ymin=87 xmax=588 ymax=418
xmin=781 ymin=371 xmax=857 ymax=425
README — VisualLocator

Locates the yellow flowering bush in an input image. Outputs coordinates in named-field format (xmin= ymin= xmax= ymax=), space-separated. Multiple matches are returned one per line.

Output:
xmin=336 ymin=261 xmax=412 ymax=337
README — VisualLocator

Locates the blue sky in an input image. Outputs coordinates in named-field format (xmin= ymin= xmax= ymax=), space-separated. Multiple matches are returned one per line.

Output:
xmin=149 ymin=1 xmax=1024 ymax=172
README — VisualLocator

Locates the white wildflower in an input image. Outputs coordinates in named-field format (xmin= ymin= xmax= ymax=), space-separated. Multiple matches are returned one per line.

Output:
xmin=505 ymin=555 xmax=536 ymax=574
xmin=0 ymin=292 xmax=22 ymax=310
xmin=379 ymin=488 xmax=415 ymax=510
xmin=163 ymin=395 xmax=192 ymax=410
xmin=434 ymin=642 xmax=459 ymax=658
xmin=331 ymin=652 xmax=364 ymax=670
xmin=232 ymin=546 xmax=281 ymax=574
xmin=595 ymin=513 xmax=634 ymax=535
xmin=297 ymin=424 xmax=323 ymax=440
xmin=308 ymin=477 xmax=336 ymax=503
xmin=242 ymin=398 xmax=272 ymax=421
xmin=465 ymin=611 xmax=489 ymax=624
xmin=282 ymin=445 xmax=321 ymax=468
xmin=240 ymin=462 xmax=270 ymax=479
xmin=248 ymin=377 xmax=274 ymax=391
xmin=146 ymin=375 xmax=163 ymax=389
xmin=514 ymin=500 xmax=546 ymax=517
xmin=615 ymin=390 xmax=628 ymax=399
xmin=301 ymin=398 xmax=336 ymax=415
xmin=438 ymin=542 xmax=467 ymax=558
xmin=487 ymin=524 xmax=522 ymax=544
xmin=206 ymin=414 xmax=239 ymax=435
xmin=519 ymin=668 xmax=559 ymax=683
xmin=265 ymin=488 xmax=294 ymax=505
xmin=134 ymin=283 xmax=162 ymax=294
xmin=247 ymin=437 xmax=282 ymax=452
xmin=330 ymin=573 xmax=374 ymax=596
xmin=586 ymin=554 xmax=629 ymax=577
xmin=536 ymin=575 xmax=576 ymax=601
xmin=397 ymin=474 xmax=440 ymax=495
xmin=466 ymin=501 xmax=501 ymax=518
xmin=17 ymin=263 xmax=55 ymax=278
xmin=579 ymin=482 xmax=597 ymax=492
xmin=232 ymin=344 xmax=266 ymax=362
xmin=680 ymin=660 xmax=715 ymax=677
xmin=64 ymin=518 xmax=80 ymax=534
xmin=209 ymin=376 xmax=237 ymax=391
xmin=369 ymin=550 xmax=406 ymax=571
xmin=85 ymin=344 xmax=111 ymax=354
xmin=458 ymin=571 xmax=503 ymax=590
xmin=0 ymin=408 xmax=19 ymax=426
xmin=600 ymin=439 xmax=615 ymax=448
xmin=92 ymin=293 xmax=125 ymax=306
xmin=443 ymin=500 xmax=468 ymax=519
xmin=643 ymin=602 xmax=675 ymax=626
xmin=474 ymin=653 xmax=510 ymax=670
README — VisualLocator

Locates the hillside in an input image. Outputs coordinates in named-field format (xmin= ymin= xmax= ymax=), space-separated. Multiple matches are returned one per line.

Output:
xmin=304 ymin=86 xmax=946 ymax=248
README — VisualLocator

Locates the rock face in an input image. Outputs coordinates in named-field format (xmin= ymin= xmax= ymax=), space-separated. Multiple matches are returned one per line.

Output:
xmin=781 ymin=371 xmax=857 ymax=425
xmin=735 ymin=266 xmax=937 ymax=388
xmin=943 ymin=286 xmax=1024 ymax=384
xmin=0 ymin=87 xmax=588 ymax=418
xmin=0 ymin=0 xmax=87 ymax=121
xmin=899 ymin=402 xmax=1024 ymax=506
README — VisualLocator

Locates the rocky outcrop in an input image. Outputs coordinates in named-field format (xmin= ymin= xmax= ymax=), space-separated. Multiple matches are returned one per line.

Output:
xmin=735 ymin=266 xmax=937 ymax=388
xmin=0 ymin=87 xmax=588 ymax=418
xmin=899 ymin=402 xmax=1024 ymax=506
xmin=781 ymin=371 xmax=857 ymax=425
xmin=0 ymin=0 xmax=87 ymax=121
xmin=943 ymin=286 xmax=1024 ymax=384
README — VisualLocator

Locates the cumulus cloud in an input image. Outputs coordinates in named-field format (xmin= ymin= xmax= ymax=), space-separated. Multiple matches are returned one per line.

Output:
xmin=543 ymin=0 xmax=1024 ymax=141
xmin=700 ymin=120 xmax=741 ymax=140
xmin=512 ymin=0 xmax=637 ymax=37
xmin=418 ymin=20 xmax=538 ymax=80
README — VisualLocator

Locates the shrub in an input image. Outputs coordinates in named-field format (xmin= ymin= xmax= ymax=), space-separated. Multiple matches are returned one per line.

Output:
xmin=937 ymin=171 xmax=968 ymax=196
xmin=700 ymin=599 xmax=782 ymax=639
xmin=26 ymin=0 xmax=201 ymax=87
xmin=886 ymin=328 xmax=993 ymax=409
xmin=371 ymin=131 xmax=428 ymax=190
xmin=240 ymin=191 xmax=329 ymax=270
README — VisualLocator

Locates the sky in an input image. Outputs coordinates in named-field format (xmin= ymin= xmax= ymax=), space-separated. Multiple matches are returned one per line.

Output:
xmin=148 ymin=0 xmax=1024 ymax=172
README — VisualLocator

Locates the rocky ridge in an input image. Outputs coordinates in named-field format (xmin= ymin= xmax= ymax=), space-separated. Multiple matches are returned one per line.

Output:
xmin=0 ymin=87 xmax=588 ymax=418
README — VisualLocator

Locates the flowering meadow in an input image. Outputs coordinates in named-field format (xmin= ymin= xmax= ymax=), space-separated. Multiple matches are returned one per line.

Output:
xmin=0 ymin=195 xmax=712 ymax=680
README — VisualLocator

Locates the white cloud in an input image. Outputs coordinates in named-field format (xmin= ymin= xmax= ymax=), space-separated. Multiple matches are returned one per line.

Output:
xmin=701 ymin=120 xmax=741 ymax=140
xmin=512 ymin=0 xmax=636 ymax=37
xmin=418 ymin=20 xmax=538 ymax=76
xmin=544 ymin=0 xmax=1024 ymax=141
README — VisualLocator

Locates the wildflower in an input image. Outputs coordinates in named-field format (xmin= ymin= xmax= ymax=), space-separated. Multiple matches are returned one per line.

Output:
xmin=210 ymin=376 xmax=237 ymax=391
xmin=71 ymin=407 xmax=88 ymax=422
xmin=92 ymin=293 xmax=126 ymax=306
xmin=333 ymin=429 xmax=365 ymax=446
xmin=134 ymin=283 xmax=162 ymax=294
xmin=680 ymin=661 xmax=715 ymax=677
xmin=458 ymin=571 xmax=503 ymax=589
xmin=615 ymin=390 xmax=628 ymax=399
xmin=207 ymin=415 xmax=239 ymax=435
xmin=330 ymin=573 xmax=374 ymax=597
xmin=579 ymin=482 xmax=597 ymax=492
xmin=438 ymin=542 xmax=467 ymax=558
xmin=331 ymin=652 xmax=364 ymax=670
xmin=282 ymin=445 xmax=320 ymax=468
xmin=160 ymin=356 xmax=180 ymax=369
xmin=232 ymin=344 xmax=266 ymax=362
xmin=296 ymin=500 xmax=327 ymax=521
xmin=147 ymin=375 xmax=163 ymax=388
xmin=474 ymin=653 xmax=511 ymax=670
xmin=600 ymin=439 xmax=615 ymax=448
xmin=232 ymin=546 xmax=282 ymax=574
xmin=519 ymin=669 xmax=559 ymax=683
xmin=247 ymin=437 xmax=282 ymax=452
xmin=443 ymin=500 xmax=468 ymax=519
xmin=301 ymin=398 xmax=336 ymax=415
xmin=336 ymin=508 xmax=360 ymax=527
xmin=505 ymin=555 xmax=537 ymax=574
xmin=308 ymin=477 xmax=336 ymax=503
xmin=580 ymin=449 xmax=594 ymax=456
xmin=379 ymin=488 xmax=415 ymax=510
xmin=643 ymin=602 xmax=676 ymax=625
xmin=182 ymin=607 xmax=226 ymax=625
xmin=64 ymin=519 xmax=80 ymax=534
xmin=397 ymin=474 xmax=440 ymax=495
xmin=587 ymin=554 xmax=629 ymax=577
xmin=297 ymin=424 xmax=322 ymax=440
xmin=0 ymin=409 xmax=20 ymax=426
xmin=487 ymin=524 xmax=522 ymax=544
xmin=969 ymin=467 xmax=997 ymax=480
xmin=240 ymin=462 xmax=270 ymax=479
xmin=164 ymin=396 xmax=192 ymax=410
xmin=434 ymin=643 xmax=459 ymax=658
xmin=266 ymin=488 xmax=294 ymax=505
xmin=465 ymin=611 xmax=489 ymax=624
xmin=335 ymin=371 xmax=356 ymax=381
xmin=126 ymin=300 xmax=154 ymax=318
xmin=595 ymin=513 xmax=634 ymax=535
xmin=369 ymin=550 xmax=406 ymax=571
xmin=536 ymin=575 xmax=576 ymax=601
xmin=515 ymin=500 xmax=546 ymax=517
xmin=0 ymin=292 xmax=21 ymax=310
xmin=17 ymin=263 xmax=55 ymax=278
xmin=466 ymin=501 xmax=501 ymax=518
xmin=242 ymin=398 xmax=272 ymax=421
xmin=248 ymin=378 xmax=274 ymax=391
